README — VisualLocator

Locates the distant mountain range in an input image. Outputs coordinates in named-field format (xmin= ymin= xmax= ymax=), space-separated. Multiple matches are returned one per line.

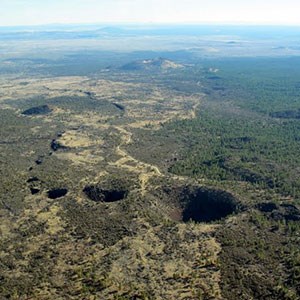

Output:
xmin=2 ymin=24 xmax=300 ymax=41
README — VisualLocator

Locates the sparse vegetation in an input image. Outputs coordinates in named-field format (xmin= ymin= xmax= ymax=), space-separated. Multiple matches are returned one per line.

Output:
xmin=0 ymin=33 xmax=300 ymax=299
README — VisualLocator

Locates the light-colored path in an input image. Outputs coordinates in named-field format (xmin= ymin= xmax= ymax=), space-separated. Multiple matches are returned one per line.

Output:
xmin=109 ymin=98 xmax=200 ymax=194
xmin=111 ymin=125 xmax=162 ymax=195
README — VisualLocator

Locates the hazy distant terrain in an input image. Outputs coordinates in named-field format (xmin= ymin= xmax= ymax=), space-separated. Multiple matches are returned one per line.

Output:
xmin=1 ymin=25 xmax=300 ymax=299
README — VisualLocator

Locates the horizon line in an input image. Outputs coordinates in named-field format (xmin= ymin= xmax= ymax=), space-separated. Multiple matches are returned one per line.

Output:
xmin=1 ymin=21 xmax=300 ymax=29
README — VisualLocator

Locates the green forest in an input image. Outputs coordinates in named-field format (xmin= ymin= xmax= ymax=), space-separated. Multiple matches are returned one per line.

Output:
xmin=161 ymin=58 xmax=300 ymax=199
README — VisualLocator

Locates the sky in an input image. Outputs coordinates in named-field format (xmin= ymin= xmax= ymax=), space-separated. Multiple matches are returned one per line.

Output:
xmin=1 ymin=0 xmax=300 ymax=27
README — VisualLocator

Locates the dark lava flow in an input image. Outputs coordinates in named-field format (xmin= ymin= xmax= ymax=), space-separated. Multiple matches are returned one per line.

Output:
xmin=257 ymin=202 xmax=300 ymax=222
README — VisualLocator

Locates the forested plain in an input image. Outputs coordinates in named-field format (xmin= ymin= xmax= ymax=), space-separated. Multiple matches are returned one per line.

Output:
xmin=167 ymin=58 xmax=300 ymax=199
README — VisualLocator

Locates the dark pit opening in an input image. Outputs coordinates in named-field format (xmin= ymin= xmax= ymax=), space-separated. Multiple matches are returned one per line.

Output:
xmin=180 ymin=187 xmax=239 ymax=223
xmin=47 ymin=188 xmax=68 ymax=199
xmin=51 ymin=139 xmax=68 ymax=151
xmin=22 ymin=104 xmax=52 ymax=116
xmin=35 ymin=158 xmax=43 ymax=165
xmin=30 ymin=187 xmax=40 ymax=195
xmin=83 ymin=185 xmax=128 ymax=203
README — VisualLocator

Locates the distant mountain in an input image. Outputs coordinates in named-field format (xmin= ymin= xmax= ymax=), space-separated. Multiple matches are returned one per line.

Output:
xmin=120 ymin=57 xmax=184 ymax=71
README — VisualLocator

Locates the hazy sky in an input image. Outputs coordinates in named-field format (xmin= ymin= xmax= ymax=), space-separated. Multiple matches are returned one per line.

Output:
xmin=1 ymin=0 xmax=300 ymax=26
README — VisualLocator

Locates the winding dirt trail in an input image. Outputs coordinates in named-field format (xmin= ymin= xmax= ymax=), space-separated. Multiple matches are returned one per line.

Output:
xmin=110 ymin=100 xmax=200 ymax=195
xmin=110 ymin=126 xmax=161 ymax=195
